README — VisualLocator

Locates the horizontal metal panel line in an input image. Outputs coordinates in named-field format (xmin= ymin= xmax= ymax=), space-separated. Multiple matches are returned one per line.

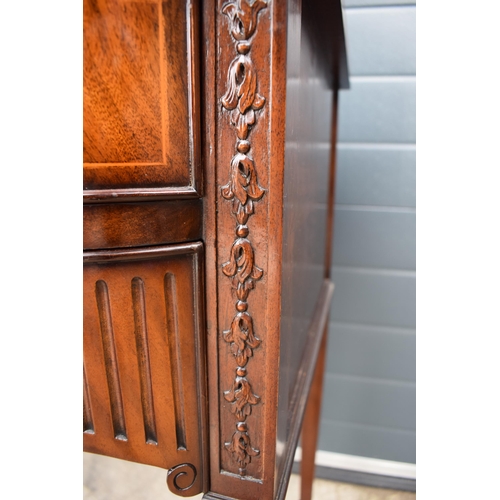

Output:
xmin=293 ymin=448 xmax=417 ymax=479
xmin=332 ymin=265 xmax=416 ymax=276
xmin=320 ymin=418 xmax=416 ymax=435
xmin=287 ymin=76 xmax=325 ymax=84
xmin=293 ymin=142 xmax=417 ymax=150
xmin=324 ymin=372 xmax=416 ymax=388
xmin=344 ymin=4 xmax=416 ymax=11
xmin=335 ymin=204 xmax=416 ymax=213
xmin=287 ymin=254 xmax=416 ymax=278
xmin=349 ymin=75 xmax=416 ymax=82
xmin=336 ymin=142 xmax=416 ymax=149
xmin=283 ymin=202 xmax=416 ymax=213
xmin=329 ymin=318 xmax=415 ymax=331
xmin=329 ymin=319 xmax=416 ymax=335
xmin=284 ymin=202 xmax=417 ymax=213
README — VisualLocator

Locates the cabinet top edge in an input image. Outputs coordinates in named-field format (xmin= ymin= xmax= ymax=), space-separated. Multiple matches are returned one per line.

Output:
xmin=303 ymin=0 xmax=350 ymax=89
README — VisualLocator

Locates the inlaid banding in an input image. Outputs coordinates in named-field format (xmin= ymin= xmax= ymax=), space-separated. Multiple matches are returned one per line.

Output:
xmin=164 ymin=273 xmax=187 ymax=450
xmin=95 ymin=280 xmax=127 ymax=441
xmin=131 ymin=277 xmax=158 ymax=445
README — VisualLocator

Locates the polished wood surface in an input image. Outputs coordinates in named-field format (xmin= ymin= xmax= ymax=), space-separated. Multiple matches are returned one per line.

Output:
xmin=83 ymin=243 xmax=207 ymax=496
xmin=300 ymin=326 xmax=328 ymax=500
xmin=83 ymin=0 xmax=201 ymax=199
xmin=83 ymin=1 xmax=349 ymax=498
xmin=299 ymin=85 xmax=340 ymax=500
xmin=302 ymin=0 xmax=349 ymax=90
xmin=275 ymin=4 xmax=341 ymax=499
xmin=274 ymin=281 xmax=334 ymax=500
xmin=278 ymin=0 xmax=333 ymax=433
xmin=202 ymin=1 xmax=288 ymax=497
xmin=83 ymin=199 xmax=203 ymax=250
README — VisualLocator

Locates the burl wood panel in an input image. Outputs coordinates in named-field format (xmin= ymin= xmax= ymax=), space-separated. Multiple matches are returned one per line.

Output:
xmin=83 ymin=243 xmax=207 ymax=496
xmin=83 ymin=0 xmax=201 ymax=199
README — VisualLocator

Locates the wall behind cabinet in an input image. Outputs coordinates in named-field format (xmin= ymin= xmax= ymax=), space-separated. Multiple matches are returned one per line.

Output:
xmin=319 ymin=0 xmax=416 ymax=464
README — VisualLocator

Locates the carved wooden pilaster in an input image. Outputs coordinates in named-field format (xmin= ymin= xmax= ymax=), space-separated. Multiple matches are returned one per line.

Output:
xmin=219 ymin=0 xmax=268 ymax=478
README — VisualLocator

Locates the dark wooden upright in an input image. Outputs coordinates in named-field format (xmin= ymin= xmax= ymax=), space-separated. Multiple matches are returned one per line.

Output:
xmin=83 ymin=1 xmax=348 ymax=499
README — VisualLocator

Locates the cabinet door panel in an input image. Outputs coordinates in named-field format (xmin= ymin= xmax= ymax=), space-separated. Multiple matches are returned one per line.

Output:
xmin=83 ymin=0 xmax=200 ymax=199
xmin=83 ymin=243 xmax=206 ymax=496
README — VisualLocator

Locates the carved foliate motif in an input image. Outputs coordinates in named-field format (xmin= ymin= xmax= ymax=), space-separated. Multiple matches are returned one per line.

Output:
xmin=224 ymin=368 xmax=261 ymax=420
xmin=222 ymin=154 xmax=265 ymax=215
xmin=222 ymin=238 xmax=263 ymax=284
xmin=222 ymin=56 xmax=266 ymax=139
xmin=222 ymin=0 xmax=267 ymax=41
xmin=225 ymin=423 xmax=260 ymax=475
xmin=220 ymin=0 xmax=268 ymax=477
xmin=223 ymin=313 xmax=261 ymax=367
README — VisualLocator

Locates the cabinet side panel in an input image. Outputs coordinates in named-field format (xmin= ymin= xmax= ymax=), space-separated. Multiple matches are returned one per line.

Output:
xmin=275 ymin=0 xmax=334 ymax=486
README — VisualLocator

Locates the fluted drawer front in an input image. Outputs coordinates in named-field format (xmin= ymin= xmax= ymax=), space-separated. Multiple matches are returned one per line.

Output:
xmin=83 ymin=243 xmax=206 ymax=497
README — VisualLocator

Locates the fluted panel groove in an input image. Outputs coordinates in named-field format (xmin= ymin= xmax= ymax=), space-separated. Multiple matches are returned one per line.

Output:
xmin=131 ymin=277 xmax=158 ymax=445
xmin=95 ymin=279 xmax=127 ymax=441
xmin=164 ymin=272 xmax=187 ymax=450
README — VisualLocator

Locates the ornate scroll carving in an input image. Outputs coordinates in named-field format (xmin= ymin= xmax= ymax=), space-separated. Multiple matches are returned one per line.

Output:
xmin=166 ymin=463 xmax=197 ymax=494
xmin=220 ymin=0 xmax=268 ymax=477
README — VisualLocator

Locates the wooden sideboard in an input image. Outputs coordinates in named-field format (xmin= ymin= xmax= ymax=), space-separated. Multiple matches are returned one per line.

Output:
xmin=83 ymin=1 xmax=348 ymax=499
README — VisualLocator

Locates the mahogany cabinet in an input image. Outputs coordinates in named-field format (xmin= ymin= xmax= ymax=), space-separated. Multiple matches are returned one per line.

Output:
xmin=83 ymin=1 xmax=348 ymax=499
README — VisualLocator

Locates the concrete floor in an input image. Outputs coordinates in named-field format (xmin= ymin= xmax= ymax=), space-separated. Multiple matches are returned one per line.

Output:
xmin=84 ymin=453 xmax=416 ymax=500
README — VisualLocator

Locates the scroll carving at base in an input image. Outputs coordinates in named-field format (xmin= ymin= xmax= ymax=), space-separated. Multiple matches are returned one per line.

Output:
xmin=166 ymin=463 xmax=197 ymax=495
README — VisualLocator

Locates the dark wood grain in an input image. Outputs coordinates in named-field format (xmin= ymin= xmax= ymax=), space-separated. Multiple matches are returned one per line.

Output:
xmin=300 ymin=326 xmax=328 ymax=500
xmin=202 ymin=0 xmax=288 ymax=497
xmin=274 ymin=282 xmax=334 ymax=500
xmin=83 ymin=0 xmax=201 ymax=199
xmin=131 ymin=277 xmax=157 ymax=445
xmin=199 ymin=0 xmax=223 ymax=498
xmin=201 ymin=1 xmax=347 ymax=499
xmin=83 ymin=199 xmax=203 ymax=250
xmin=302 ymin=0 xmax=349 ymax=90
xmin=275 ymin=1 xmax=338 ymax=494
xmin=83 ymin=243 xmax=207 ymax=496
xmin=324 ymin=88 xmax=340 ymax=279
xmin=83 ymin=0 xmax=348 ymax=498
xmin=299 ymin=86 xmax=340 ymax=500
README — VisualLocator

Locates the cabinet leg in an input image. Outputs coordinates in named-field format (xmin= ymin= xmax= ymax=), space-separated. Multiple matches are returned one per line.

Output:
xmin=300 ymin=324 xmax=328 ymax=500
